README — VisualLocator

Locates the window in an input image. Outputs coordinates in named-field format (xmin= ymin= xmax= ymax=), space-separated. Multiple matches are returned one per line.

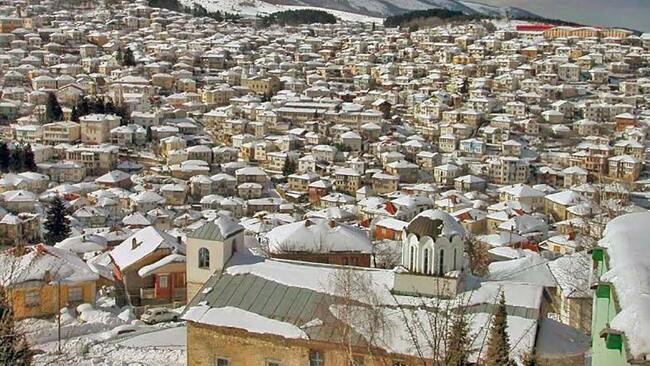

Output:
xmin=423 ymin=248 xmax=429 ymax=274
xmin=25 ymin=290 xmax=40 ymax=308
xmin=267 ymin=361 xmax=281 ymax=366
xmin=309 ymin=351 xmax=324 ymax=366
xmin=68 ymin=287 xmax=83 ymax=302
xmin=409 ymin=246 xmax=415 ymax=270
xmin=215 ymin=358 xmax=229 ymax=366
xmin=438 ymin=249 xmax=444 ymax=275
xmin=199 ymin=247 xmax=210 ymax=269
xmin=393 ymin=362 xmax=407 ymax=366
xmin=159 ymin=275 xmax=169 ymax=288
xmin=453 ymin=248 xmax=457 ymax=270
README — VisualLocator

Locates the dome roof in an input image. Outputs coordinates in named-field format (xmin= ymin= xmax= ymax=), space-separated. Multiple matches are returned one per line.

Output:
xmin=406 ymin=209 xmax=466 ymax=238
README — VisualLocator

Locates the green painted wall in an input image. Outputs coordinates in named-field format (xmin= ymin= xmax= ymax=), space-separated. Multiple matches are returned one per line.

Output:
xmin=591 ymin=249 xmax=630 ymax=366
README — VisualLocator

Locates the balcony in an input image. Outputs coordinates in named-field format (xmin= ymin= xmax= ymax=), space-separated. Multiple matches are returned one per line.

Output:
xmin=173 ymin=287 xmax=186 ymax=300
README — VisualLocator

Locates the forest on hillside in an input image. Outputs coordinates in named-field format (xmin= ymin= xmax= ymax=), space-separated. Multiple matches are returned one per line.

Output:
xmin=260 ymin=9 xmax=337 ymax=26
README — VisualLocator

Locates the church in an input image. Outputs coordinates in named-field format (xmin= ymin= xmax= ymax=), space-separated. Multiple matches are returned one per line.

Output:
xmin=181 ymin=210 xmax=585 ymax=366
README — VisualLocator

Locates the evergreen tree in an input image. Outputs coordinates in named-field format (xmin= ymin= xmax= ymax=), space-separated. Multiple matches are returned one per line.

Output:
xmin=522 ymin=348 xmax=538 ymax=366
xmin=43 ymin=196 xmax=71 ymax=246
xmin=282 ymin=159 xmax=297 ymax=176
xmin=0 ymin=286 xmax=32 ymax=365
xmin=23 ymin=144 xmax=36 ymax=172
xmin=105 ymin=100 xmax=116 ymax=115
xmin=92 ymin=98 xmax=106 ymax=114
xmin=9 ymin=145 xmax=24 ymax=172
xmin=115 ymin=47 xmax=124 ymax=64
xmin=78 ymin=98 xmax=90 ymax=116
xmin=70 ymin=106 xmax=80 ymax=122
xmin=447 ymin=310 xmax=471 ymax=366
xmin=45 ymin=92 xmax=63 ymax=122
xmin=0 ymin=142 xmax=10 ymax=172
xmin=123 ymin=48 xmax=136 ymax=67
xmin=460 ymin=78 xmax=470 ymax=95
xmin=485 ymin=292 xmax=516 ymax=366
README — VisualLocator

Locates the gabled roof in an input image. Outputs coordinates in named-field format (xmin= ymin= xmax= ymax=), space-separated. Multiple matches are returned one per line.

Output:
xmin=110 ymin=226 xmax=184 ymax=270
xmin=187 ymin=216 xmax=244 ymax=241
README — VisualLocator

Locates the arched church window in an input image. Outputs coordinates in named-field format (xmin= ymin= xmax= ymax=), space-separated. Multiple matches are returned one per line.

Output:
xmin=423 ymin=248 xmax=430 ymax=274
xmin=198 ymin=247 xmax=210 ymax=269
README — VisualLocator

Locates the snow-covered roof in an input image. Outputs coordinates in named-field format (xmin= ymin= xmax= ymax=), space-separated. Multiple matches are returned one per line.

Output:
xmin=183 ymin=305 xmax=308 ymax=339
xmin=95 ymin=170 xmax=131 ymax=184
xmin=547 ymin=252 xmax=591 ymax=299
xmin=0 ymin=244 xmax=99 ymax=286
xmin=110 ymin=226 xmax=185 ymax=270
xmin=487 ymin=254 xmax=556 ymax=288
xmin=187 ymin=216 xmax=244 ymax=241
xmin=184 ymin=251 xmax=544 ymax=361
xmin=265 ymin=218 xmax=372 ymax=254
xmin=408 ymin=209 xmax=467 ymax=238
xmin=599 ymin=212 xmax=650 ymax=359
xmin=137 ymin=253 xmax=185 ymax=277
xmin=54 ymin=234 xmax=107 ymax=254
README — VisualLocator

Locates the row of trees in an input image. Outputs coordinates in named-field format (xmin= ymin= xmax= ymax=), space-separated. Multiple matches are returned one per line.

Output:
xmin=147 ymin=0 xmax=240 ymax=22
xmin=70 ymin=97 xmax=129 ymax=123
xmin=0 ymin=142 xmax=37 ymax=173
xmin=259 ymin=9 xmax=337 ymax=27
xmin=331 ymin=268 xmax=534 ymax=366
xmin=384 ymin=8 xmax=487 ymax=28
xmin=45 ymin=92 xmax=129 ymax=124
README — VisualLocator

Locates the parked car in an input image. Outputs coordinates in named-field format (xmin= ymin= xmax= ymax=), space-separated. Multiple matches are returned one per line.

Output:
xmin=140 ymin=307 xmax=179 ymax=324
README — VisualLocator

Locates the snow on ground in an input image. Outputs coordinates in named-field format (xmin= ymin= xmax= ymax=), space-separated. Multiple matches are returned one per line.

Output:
xmin=279 ymin=5 xmax=383 ymax=23
xmin=31 ymin=323 xmax=186 ymax=366
xmin=32 ymin=325 xmax=186 ymax=366
xmin=119 ymin=326 xmax=187 ymax=348
xmin=178 ymin=0 xmax=383 ymax=23
xmin=21 ymin=296 xmax=187 ymax=366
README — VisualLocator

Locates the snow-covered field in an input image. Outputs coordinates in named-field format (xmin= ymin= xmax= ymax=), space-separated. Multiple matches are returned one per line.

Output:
xmin=32 ymin=326 xmax=186 ymax=366
xmin=179 ymin=0 xmax=383 ymax=23
xmin=21 ymin=297 xmax=187 ymax=366
xmin=179 ymin=0 xmax=538 ymax=23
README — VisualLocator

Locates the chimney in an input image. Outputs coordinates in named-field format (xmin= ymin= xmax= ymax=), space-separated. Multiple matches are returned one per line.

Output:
xmin=568 ymin=230 xmax=576 ymax=241
xmin=304 ymin=219 xmax=313 ymax=227
xmin=328 ymin=220 xmax=337 ymax=228
xmin=43 ymin=270 xmax=51 ymax=283
xmin=177 ymin=236 xmax=182 ymax=244
xmin=131 ymin=238 xmax=139 ymax=250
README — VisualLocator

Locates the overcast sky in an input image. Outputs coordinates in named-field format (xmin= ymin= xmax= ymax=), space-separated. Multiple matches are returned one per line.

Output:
xmin=476 ymin=0 xmax=649 ymax=32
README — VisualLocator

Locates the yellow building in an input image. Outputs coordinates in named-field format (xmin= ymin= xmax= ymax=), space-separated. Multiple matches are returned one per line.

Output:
xmin=241 ymin=75 xmax=281 ymax=96
xmin=0 ymin=244 xmax=99 ymax=320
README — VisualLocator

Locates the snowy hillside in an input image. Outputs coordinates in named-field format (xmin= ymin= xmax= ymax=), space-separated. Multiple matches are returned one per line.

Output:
xmin=180 ymin=0 xmax=540 ymax=21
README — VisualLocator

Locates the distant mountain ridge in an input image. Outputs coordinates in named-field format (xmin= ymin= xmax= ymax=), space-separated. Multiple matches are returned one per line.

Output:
xmin=264 ymin=0 xmax=539 ymax=18
xmin=182 ymin=0 xmax=541 ymax=20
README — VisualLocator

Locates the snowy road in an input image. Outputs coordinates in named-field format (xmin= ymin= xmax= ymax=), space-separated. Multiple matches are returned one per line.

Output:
xmin=32 ymin=324 xmax=187 ymax=365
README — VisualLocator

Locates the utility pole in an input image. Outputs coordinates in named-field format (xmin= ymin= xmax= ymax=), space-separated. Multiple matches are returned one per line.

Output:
xmin=57 ymin=280 xmax=61 ymax=354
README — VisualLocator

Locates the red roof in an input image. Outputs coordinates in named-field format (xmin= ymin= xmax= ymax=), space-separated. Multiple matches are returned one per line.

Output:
xmin=516 ymin=24 xmax=554 ymax=32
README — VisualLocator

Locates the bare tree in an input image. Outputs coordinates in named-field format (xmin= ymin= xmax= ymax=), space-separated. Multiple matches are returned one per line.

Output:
xmin=0 ymin=244 xmax=34 ymax=365
xmin=328 ymin=268 xmax=393 ymax=365
xmin=465 ymin=237 xmax=490 ymax=277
